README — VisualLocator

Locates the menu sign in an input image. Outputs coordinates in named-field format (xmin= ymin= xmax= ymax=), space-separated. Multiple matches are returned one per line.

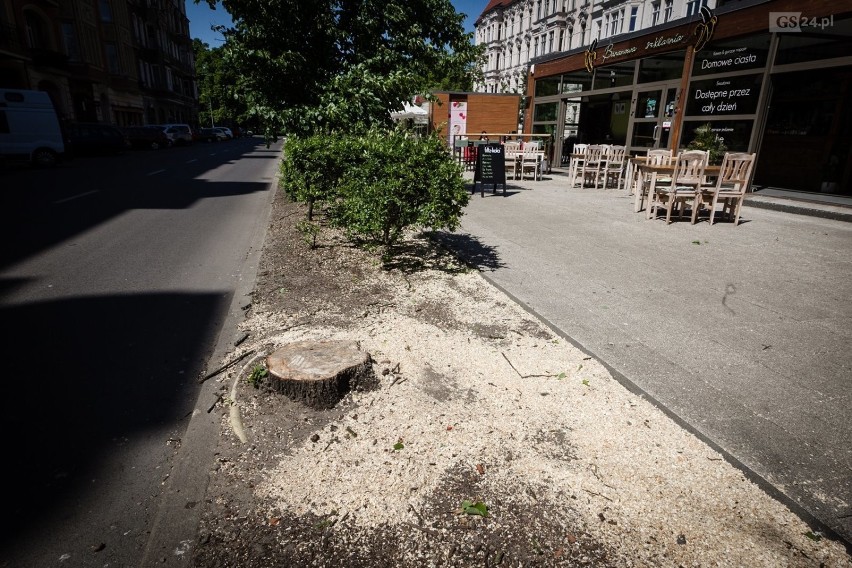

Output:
xmin=693 ymin=45 xmax=767 ymax=76
xmin=473 ymin=144 xmax=507 ymax=197
xmin=686 ymin=74 xmax=762 ymax=116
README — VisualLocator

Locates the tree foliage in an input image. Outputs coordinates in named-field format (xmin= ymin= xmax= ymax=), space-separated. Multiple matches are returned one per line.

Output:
xmin=192 ymin=39 xmax=250 ymax=128
xmin=198 ymin=0 xmax=482 ymax=136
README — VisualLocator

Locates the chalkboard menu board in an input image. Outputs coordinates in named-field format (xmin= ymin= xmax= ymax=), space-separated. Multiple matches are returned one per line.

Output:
xmin=473 ymin=143 xmax=507 ymax=197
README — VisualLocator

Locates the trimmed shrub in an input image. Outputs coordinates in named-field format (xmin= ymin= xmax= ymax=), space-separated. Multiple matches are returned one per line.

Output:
xmin=331 ymin=129 xmax=468 ymax=248
xmin=282 ymin=129 xmax=469 ymax=252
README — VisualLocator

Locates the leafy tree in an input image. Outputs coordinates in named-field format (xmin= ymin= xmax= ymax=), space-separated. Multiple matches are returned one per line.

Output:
xmin=198 ymin=0 xmax=481 ymax=136
xmin=193 ymin=39 xmax=250 ymax=128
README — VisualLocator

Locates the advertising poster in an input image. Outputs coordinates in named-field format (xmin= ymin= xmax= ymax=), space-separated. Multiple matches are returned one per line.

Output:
xmin=449 ymin=101 xmax=468 ymax=145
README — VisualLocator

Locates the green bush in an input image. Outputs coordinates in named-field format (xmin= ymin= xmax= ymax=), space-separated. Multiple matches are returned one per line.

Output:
xmin=331 ymin=130 xmax=469 ymax=248
xmin=686 ymin=123 xmax=728 ymax=165
xmin=280 ymin=134 xmax=354 ymax=220
xmin=281 ymin=129 xmax=469 ymax=252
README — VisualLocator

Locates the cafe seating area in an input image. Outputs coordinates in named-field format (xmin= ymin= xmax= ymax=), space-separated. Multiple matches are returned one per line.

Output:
xmin=567 ymin=144 xmax=628 ymax=190
xmin=452 ymin=134 xmax=758 ymax=226
xmin=564 ymin=145 xmax=757 ymax=225
xmin=454 ymin=135 xmax=550 ymax=182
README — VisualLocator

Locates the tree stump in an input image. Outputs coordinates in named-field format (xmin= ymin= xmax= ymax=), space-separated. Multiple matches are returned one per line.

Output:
xmin=265 ymin=340 xmax=374 ymax=409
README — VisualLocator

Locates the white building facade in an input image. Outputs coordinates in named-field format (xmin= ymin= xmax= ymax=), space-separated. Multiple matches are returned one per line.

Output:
xmin=475 ymin=0 xmax=713 ymax=94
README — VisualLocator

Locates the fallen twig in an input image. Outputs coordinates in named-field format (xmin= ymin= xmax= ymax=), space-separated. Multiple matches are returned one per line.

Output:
xmin=501 ymin=352 xmax=559 ymax=378
xmin=501 ymin=352 xmax=523 ymax=378
xmin=198 ymin=350 xmax=255 ymax=384
xmin=582 ymin=487 xmax=613 ymax=502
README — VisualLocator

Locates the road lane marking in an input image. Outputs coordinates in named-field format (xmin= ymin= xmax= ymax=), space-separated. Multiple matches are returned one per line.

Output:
xmin=53 ymin=190 xmax=98 ymax=205
xmin=147 ymin=169 xmax=166 ymax=176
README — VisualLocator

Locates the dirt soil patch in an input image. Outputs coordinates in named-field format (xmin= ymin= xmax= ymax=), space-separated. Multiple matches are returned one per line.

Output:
xmin=189 ymin=189 xmax=851 ymax=567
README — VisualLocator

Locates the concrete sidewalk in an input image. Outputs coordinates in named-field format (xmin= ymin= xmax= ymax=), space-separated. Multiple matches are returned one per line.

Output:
xmin=442 ymin=168 xmax=852 ymax=546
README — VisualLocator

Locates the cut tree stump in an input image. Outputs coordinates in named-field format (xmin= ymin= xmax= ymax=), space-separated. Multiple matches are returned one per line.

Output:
xmin=266 ymin=340 xmax=374 ymax=409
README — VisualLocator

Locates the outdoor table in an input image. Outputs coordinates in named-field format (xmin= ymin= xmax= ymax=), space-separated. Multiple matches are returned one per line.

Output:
xmin=624 ymin=155 xmax=649 ymax=194
xmin=635 ymin=162 xmax=720 ymax=216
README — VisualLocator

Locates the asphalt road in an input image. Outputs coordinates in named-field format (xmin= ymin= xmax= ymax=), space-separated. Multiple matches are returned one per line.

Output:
xmin=443 ymin=171 xmax=852 ymax=547
xmin=0 ymin=137 xmax=282 ymax=568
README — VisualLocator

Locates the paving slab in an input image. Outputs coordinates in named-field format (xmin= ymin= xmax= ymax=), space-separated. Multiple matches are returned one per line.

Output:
xmin=446 ymin=169 xmax=852 ymax=545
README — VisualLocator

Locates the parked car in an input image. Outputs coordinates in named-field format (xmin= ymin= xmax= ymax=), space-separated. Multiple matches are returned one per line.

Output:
xmin=156 ymin=123 xmax=194 ymax=145
xmin=197 ymin=127 xmax=226 ymax=142
xmin=213 ymin=126 xmax=233 ymax=139
xmin=121 ymin=125 xmax=171 ymax=150
xmin=65 ymin=123 xmax=130 ymax=156
xmin=0 ymin=89 xmax=66 ymax=167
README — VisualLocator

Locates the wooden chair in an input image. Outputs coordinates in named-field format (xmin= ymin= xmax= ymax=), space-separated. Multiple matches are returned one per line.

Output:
xmin=600 ymin=145 xmax=626 ymax=189
xmin=696 ymin=152 xmax=756 ymax=225
xmin=520 ymin=146 xmax=542 ymax=180
xmin=567 ymin=144 xmax=588 ymax=188
xmin=581 ymin=145 xmax=605 ymax=188
xmin=504 ymin=142 xmax=521 ymax=180
xmin=632 ymin=149 xmax=674 ymax=212
xmin=648 ymin=150 xmax=708 ymax=224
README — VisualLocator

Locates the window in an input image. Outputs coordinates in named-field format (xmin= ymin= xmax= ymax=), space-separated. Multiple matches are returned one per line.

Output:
xmin=652 ymin=2 xmax=660 ymax=26
xmin=536 ymin=1 xmax=541 ymax=20
xmin=664 ymin=0 xmax=673 ymax=22
xmin=687 ymin=0 xmax=709 ymax=16
xmin=548 ymin=31 xmax=554 ymax=52
xmin=99 ymin=0 xmax=113 ymax=22
xmin=629 ymin=7 xmax=638 ymax=31
xmin=24 ymin=10 xmax=49 ymax=49
xmin=559 ymin=30 xmax=564 ymax=51
xmin=534 ymin=37 xmax=539 ymax=57
xmin=61 ymin=22 xmax=80 ymax=61
xmin=105 ymin=43 xmax=120 ymax=74
xmin=545 ymin=0 xmax=550 ymax=14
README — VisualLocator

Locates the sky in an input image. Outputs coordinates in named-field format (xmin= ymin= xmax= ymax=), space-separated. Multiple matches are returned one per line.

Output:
xmin=187 ymin=0 xmax=483 ymax=46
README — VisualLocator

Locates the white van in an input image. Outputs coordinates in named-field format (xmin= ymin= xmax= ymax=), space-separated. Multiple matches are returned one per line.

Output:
xmin=0 ymin=89 xmax=65 ymax=166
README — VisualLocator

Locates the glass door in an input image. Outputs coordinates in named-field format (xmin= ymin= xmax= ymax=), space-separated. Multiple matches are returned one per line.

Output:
xmin=628 ymin=82 xmax=680 ymax=153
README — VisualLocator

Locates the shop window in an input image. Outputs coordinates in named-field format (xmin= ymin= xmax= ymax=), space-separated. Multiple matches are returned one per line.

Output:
xmin=775 ymin=17 xmax=852 ymax=66
xmin=593 ymin=61 xmax=635 ymax=90
xmin=680 ymin=120 xmax=752 ymax=152
xmin=560 ymin=71 xmax=591 ymax=93
xmin=692 ymin=34 xmax=770 ymax=77
xmin=536 ymin=77 xmax=561 ymax=97
xmin=638 ymin=52 xmax=684 ymax=83
xmin=685 ymin=74 xmax=762 ymax=117
xmin=534 ymin=102 xmax=558 ymax=122
xmin=635 ymin=90 xmax=662 ymax=118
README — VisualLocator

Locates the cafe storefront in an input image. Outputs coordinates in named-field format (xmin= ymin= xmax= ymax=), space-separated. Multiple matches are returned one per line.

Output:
xmin=527 ymin=0 xmax=852 ymax=195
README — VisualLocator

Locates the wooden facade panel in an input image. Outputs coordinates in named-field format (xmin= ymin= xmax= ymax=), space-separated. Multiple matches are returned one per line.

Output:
xmin=467 ymin=94 xmax=520 ymax=135
xmin=430 ymin=92 xmax=521 ymax=140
